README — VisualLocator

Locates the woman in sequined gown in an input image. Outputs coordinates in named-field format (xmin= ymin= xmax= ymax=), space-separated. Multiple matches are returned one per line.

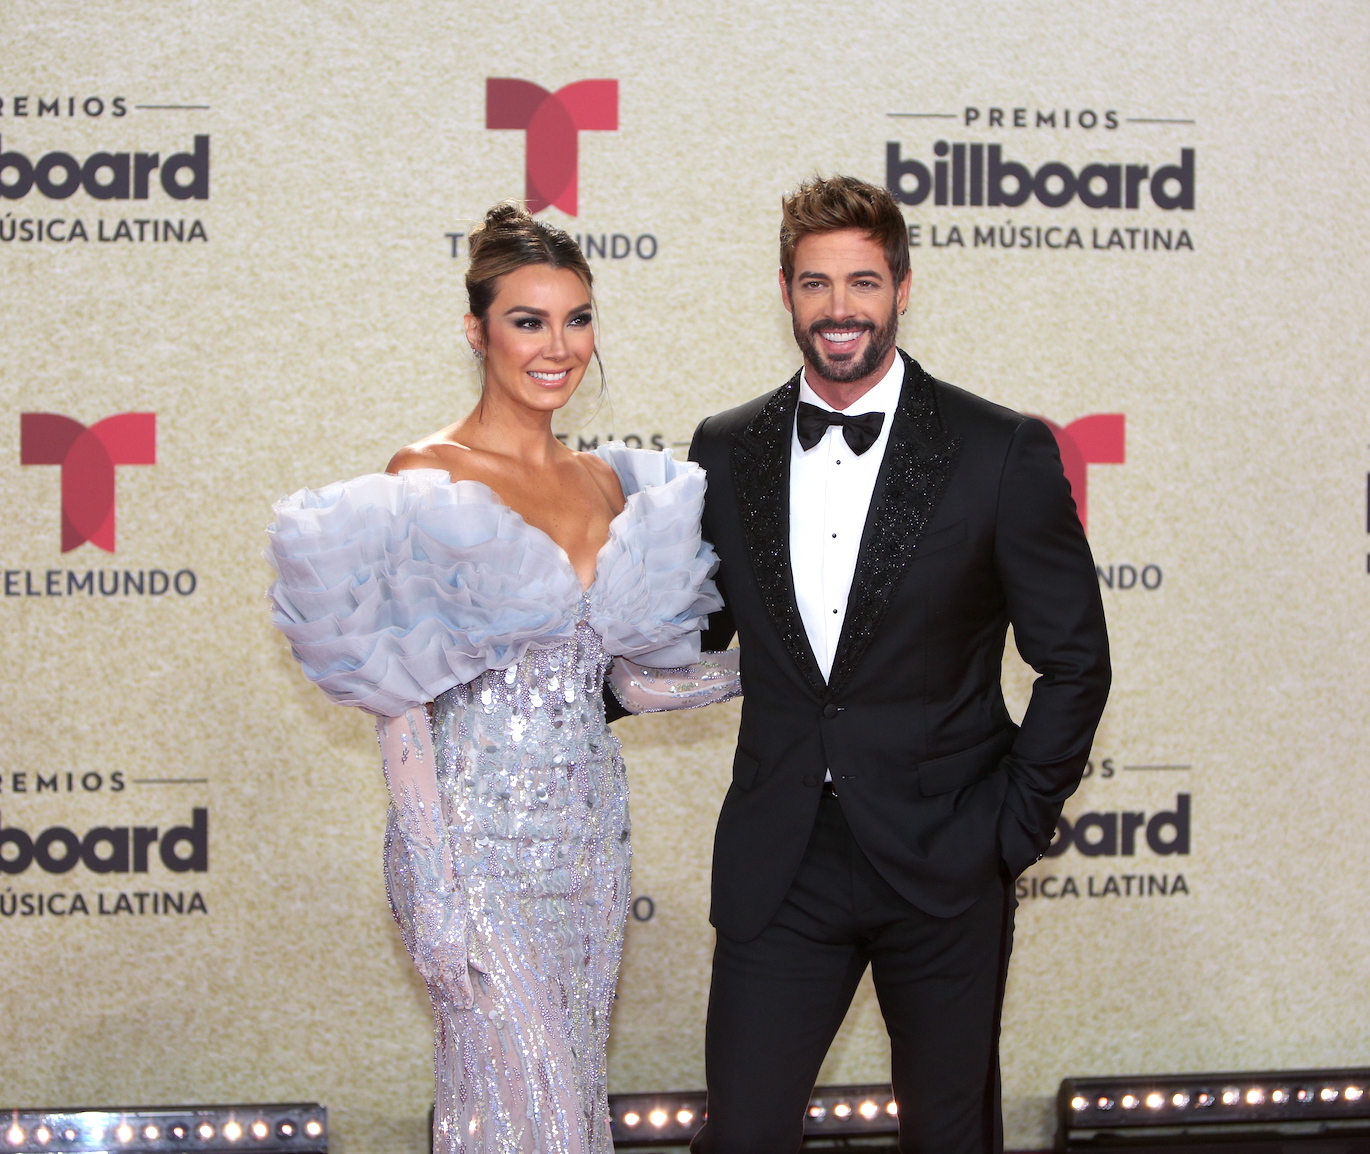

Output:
xmin=266 ymin=205 xmax=738 ymax=1154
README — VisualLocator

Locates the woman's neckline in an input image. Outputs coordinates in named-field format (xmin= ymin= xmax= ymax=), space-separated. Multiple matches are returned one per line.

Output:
xmin=402 ymin=468 xmax=629 ymax=594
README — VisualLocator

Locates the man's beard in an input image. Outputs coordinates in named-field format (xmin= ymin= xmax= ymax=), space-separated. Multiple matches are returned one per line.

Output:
xmin=793 ymin=301 xmax=899 ymax=384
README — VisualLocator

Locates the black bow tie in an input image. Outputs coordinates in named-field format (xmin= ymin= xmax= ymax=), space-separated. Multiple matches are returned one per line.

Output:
xmin=796 ymin=401 xmax=885 ymax=455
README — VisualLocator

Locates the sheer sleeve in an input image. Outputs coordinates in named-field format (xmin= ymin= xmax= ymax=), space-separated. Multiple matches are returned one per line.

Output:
xmin=606 ymin=649 xmax=741 ymax=714
xmin=376 ymin=707 xmax=473 ymax=1007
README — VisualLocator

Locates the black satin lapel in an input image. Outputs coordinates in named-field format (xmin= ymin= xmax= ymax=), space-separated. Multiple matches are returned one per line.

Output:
xmin=828 ymin=353 xmax=962 ymax=696
xmin=730 ymin=372 xmax=827 ymax=695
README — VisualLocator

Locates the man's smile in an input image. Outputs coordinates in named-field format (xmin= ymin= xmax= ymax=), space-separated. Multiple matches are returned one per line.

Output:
xmin=814 ymin=324 xmax=874 ymax=354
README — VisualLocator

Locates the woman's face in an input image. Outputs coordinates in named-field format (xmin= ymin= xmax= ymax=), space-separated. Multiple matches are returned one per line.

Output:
xmin=466 ymin=264 xmax=595 ymax=414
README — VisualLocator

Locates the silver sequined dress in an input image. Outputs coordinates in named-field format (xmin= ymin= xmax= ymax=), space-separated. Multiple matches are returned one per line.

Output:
xmin=266 ymin=445 xmax=729 ymax=1154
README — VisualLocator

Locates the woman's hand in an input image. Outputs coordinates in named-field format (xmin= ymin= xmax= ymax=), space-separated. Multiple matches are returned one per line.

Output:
xmin=409 ymin=876 xmax=475 ymax=1007
xmin=607 ymin=649 xmax=741 ymax=714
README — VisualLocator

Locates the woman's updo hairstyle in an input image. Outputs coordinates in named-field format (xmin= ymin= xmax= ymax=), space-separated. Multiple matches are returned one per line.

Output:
xmin=465 ymin=202 xmax=594 ymax=321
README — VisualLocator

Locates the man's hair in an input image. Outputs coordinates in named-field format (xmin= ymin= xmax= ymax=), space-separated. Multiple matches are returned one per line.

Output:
xmin=779 ymin=175 xmax=909 ymax=288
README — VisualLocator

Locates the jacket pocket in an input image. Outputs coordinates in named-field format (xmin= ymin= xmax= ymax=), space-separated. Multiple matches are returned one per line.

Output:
xmin=732 ymin=748 xmax=760 ymax=792
xmin=917 ymin=728 xmax=1015 ymax=796
xmin=913 ymin=519 xmax=967 ymax=559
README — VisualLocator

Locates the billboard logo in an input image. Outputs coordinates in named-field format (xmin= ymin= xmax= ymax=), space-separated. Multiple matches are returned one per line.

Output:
xmin=887 ymin=142 xmax=1193 ymax=211
xmin=0 ymin=135 xmax=209 ymax=200
xmin=1045 ymin=794 xmax=1190 ymax=858
xmin=1034 ymin=413 xmax=1125 ymax=533
xmin=0 ymin=807 xmax=207 ymax=874
xmin=486 ymin=79 xmax=618 ymax=215
xmin=21 ymin=412 xmax=156 ymax=552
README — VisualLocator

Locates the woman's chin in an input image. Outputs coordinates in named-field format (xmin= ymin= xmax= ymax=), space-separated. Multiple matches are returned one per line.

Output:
xmin=520 ymin=386 xmax=579 ymax=413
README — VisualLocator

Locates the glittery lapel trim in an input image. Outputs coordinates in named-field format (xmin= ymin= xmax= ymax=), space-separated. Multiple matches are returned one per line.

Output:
xmin=827 ymin=353 xmax=962 ymax=697
xmin=730 ymin=372 xmax=826 ymax=695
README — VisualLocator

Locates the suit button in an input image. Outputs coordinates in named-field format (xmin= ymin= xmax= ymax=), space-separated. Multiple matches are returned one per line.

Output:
xmin=802 ymin=775 xmax=819 ymax=787
xmin=822 ymin=704 xmax=839 ymax=719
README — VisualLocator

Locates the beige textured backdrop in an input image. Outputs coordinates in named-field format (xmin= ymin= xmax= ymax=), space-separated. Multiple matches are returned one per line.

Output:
xmin=2 ymin=2 xmax=1368 ymax=1150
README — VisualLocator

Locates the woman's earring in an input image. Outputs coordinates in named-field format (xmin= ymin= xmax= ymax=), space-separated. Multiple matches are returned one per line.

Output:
xmin=473 ymin=348 xmax=485 ymax=361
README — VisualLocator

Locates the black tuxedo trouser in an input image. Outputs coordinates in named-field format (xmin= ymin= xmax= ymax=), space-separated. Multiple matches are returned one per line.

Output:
xmin=690 ymin=792 xmax=1014 ymax=1154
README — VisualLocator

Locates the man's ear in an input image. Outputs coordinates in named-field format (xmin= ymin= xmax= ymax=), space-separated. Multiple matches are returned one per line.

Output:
xmin=895 ymin=269 xmax=912 ymax=315
xmin=778 ymin=267 xmax=794 ymax=315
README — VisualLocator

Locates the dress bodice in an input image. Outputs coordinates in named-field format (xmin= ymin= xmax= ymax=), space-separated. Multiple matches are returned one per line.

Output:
xmin=266 ymin=444 xmax=722 ymax=716
xmin=433 ymin=616 xmax=617 ymax=858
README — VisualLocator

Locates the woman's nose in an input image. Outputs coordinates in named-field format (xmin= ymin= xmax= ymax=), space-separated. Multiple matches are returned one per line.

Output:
xmin=543 ymin=326 xmax=570 ymax=360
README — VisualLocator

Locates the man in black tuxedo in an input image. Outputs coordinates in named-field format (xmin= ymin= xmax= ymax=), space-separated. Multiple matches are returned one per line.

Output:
xmin=686 ymin=176 xmax=1110 ymax=1154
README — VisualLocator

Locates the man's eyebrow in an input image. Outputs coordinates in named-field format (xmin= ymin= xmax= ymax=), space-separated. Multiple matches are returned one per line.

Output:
xmin=793 ymin=269 xmax=885 ymax=281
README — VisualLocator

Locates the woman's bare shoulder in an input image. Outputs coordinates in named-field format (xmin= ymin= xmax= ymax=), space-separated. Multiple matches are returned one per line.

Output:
xmin=385 ymin=443 xmax=437 ymax=475
xmin=386 ymin=435 xmax=482 ymax=480
xmin=573 ymin=450 xmax=625 ymax=510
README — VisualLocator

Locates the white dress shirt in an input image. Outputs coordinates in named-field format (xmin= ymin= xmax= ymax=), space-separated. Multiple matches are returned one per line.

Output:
xmin=789 ymin=354 xmax=905 ymax=682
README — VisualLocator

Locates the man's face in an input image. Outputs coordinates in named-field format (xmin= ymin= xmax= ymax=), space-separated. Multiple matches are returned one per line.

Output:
xmin=780 ymin=229 xmax=911 ymax=385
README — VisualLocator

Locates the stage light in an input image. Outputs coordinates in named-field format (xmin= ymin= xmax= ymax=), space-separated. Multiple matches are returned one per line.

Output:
xmin=610 ymin=1082 xmax=901 ymax=1146
xmin=0 ymin=1105 xmax=326 ymax=1152
xmin=1058 ymin=1067 xmax=1370 ymax=1150
xmin=803 ymin=1085 xmax=899 ymax=1139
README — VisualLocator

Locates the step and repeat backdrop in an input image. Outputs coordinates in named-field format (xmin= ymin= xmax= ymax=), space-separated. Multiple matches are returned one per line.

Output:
xmin=1 ymin=1 xmax=1367 ymax=1150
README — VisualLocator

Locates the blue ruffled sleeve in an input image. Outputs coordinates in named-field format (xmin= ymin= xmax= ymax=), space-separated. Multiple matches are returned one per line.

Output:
xmin=589 ymin=445 xmax=723 ymax=667
xmin=266 ymin=469 xmax=582 ymax=715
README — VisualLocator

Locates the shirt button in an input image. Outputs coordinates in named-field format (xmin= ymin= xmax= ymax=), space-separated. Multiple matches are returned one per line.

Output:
xmin=822 ymin=704 xmax=839 ymax=719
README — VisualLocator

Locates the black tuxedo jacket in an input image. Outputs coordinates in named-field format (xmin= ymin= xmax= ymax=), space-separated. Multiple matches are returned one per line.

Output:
xmin=689 ymin=351 xmax=1110 ymax=942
